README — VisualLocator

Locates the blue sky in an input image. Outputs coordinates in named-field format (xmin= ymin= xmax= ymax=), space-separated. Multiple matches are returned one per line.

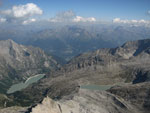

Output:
xmin=0 ymin=0 xmax=150 ymax=23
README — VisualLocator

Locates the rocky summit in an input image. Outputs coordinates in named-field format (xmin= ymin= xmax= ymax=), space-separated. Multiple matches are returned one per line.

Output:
xmin=29 ymin=90 xmax=138 ymax=113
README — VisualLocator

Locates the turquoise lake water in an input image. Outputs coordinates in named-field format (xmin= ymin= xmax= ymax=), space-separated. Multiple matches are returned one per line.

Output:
xmin=7 ymin=74 xmax=45 ymax=94
xmin=80 ymin=85 xmax=112 ymax=91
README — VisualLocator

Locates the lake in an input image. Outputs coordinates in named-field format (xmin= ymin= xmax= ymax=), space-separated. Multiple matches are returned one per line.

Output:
xmin=7 ymin=74 xmax=45 ymax=94
xmin=80 ymin=85 xmax=112 ymax=91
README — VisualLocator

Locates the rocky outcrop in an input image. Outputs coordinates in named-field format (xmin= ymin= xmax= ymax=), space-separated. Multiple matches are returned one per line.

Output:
xmin=1 ymin=83 xmax=150 ymax=113
xmin=27 ymin=82 xmax=150 ymax=113
xmin=108 ymin=82 xmax=150 ymax=113
xmin=28 ymin=90 xmax=138 ymax=113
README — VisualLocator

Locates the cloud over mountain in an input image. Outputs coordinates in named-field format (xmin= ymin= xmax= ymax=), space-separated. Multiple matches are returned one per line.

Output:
xmin=49 ymin=10 xmax=75 ymax=22
xmin=22 ymin=18 xmax=36 ymax=25
xmin=73 ymin=16 xmax=96 ymax=22
xmin=113 ymin=18 xmax=150 ymax=25
xmin=49 ymin=10 xmax=96 ymax=23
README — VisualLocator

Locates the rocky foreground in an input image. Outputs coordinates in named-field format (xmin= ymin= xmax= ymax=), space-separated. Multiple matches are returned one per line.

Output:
xmin=1 ymin=82 xmax=150 ymax=113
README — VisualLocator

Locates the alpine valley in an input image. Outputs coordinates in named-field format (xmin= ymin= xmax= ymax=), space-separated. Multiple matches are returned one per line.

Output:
xmin=0 ymin=39 xmax=150 ymax=113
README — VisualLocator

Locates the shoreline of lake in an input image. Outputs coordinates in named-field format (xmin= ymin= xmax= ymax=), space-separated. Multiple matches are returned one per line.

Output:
xmin=7 ymin=74 xmax=45 ymax=94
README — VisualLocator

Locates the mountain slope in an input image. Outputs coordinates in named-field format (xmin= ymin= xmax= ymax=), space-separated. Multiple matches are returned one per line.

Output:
xmin=0 ymin=39 xmax=60 ymax=94
xmin=10 ymin=39 xmax=150 ymax=109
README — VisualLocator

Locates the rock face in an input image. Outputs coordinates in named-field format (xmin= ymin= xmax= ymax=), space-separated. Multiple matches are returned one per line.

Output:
xmin=30 ymin=97 xmax=62 ymax=113
xmin=29 ymin=89 xmax=138 ymax=113
xmin=26 ymin=82 xmax=150 ymax=113
xmin=0 ymin=39 xmax=60 ymax=94
xmin=109 ymin=82 xmax=150 ymax=113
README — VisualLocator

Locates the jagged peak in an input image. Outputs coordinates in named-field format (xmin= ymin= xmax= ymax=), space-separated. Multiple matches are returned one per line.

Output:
xmin=121 ymin=39 xmax=150 ymax=49
xmin=0 ymin=39 xmax=18 ymax=47
xmin=0 ymin=39 xmax=15 ymax=43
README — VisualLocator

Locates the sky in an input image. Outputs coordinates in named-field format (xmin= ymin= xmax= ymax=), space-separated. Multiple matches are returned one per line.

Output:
xmin=0 ymin=0 xmax=150 ymax=25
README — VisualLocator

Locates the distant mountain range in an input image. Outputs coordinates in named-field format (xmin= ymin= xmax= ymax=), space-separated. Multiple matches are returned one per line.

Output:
xmin=0 ymin=24 xmax=150 ymax=61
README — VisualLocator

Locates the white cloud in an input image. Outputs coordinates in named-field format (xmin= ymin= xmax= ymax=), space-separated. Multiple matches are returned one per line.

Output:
xmin=113 ymin=18 xmax=150 ymax=25
xmin=1 ymin=3 xmax=43 ymax=18
xmin=22 ymin=18 xmax=36 ymax=25
xmin=113 ymin=18 xmax=129 ymax=24
xmin=49 ymin=10 xmax=96 ymax=23
xmin=73 ymin=16 xmax=96 ymax=22
xmin=113 ymin=18 xmax=121 ymax=23
xmin=131 ymin=20 xmax=138 ymax=23
xmin=0 ymin=18 xmax=6 ymax=22
xmin=139 ymin=19 xmax=147 ymax=23
xmin=0 ymin=3 xmax=42 ymax=24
